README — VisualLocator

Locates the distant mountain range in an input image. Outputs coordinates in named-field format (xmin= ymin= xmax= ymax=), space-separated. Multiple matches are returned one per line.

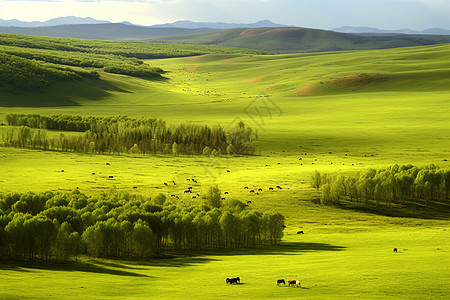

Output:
xmin=0 ymin=16 xmax=110 ymax=27
xmin=333 ymin=26 xmax=450 ymax=35
xmin=0 ymin=16 xmax=287 ymax=29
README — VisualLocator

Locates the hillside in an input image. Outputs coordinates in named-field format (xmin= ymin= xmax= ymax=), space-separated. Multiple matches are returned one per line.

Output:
xmin=147 ymin=27 xmax=450 ymax=53
xmin=0 ymin=23 xmax=216 ymax=40
xmin=0 ymin=33 xmax=269 ymax=93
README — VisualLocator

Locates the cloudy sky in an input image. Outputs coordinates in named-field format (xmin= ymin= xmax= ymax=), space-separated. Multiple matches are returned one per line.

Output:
xmin=0 ymin=0 xmax=449 ymax=30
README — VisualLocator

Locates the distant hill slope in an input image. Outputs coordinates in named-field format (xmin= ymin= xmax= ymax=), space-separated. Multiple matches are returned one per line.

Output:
xmin=147 ymin=27 xmax=450 ymax=53
xmin=152 ymin=19 xmax=288 ymax=29
xmin=0 ymin=23 xmax=217 ymax=40
xmin=333 ymin=26 xmax=450 ymax=35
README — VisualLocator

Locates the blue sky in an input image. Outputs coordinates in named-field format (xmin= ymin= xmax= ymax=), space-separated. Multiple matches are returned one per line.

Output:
xmin=1 ymin=0 xmax=450 ymax=29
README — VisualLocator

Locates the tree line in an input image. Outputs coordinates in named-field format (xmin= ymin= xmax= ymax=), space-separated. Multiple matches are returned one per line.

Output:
xmin=0 ymin=52 xmax=99 ymax=89
xmin=0 ymin=44 xmax=163 ymax=81
xmin=3 ymin=114 xmax=256 ymax=156
xmin=312 ymin=164 xmax=450 ymax=207
xmin=0 ymin=187 xmax=285 ymax=261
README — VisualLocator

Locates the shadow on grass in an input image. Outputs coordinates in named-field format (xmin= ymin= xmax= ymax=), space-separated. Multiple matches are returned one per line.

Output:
xmin=194 ymin=241 xmax=346 ymax=257
xmin=0 ymin=259 xmax=150 ymax=277
xmin=0 ymin=241 xmax=345 ymax=273
xmin=335 ymin=198 xmax=450 ymax=220
xmin=0 ymin=77 xmax=133 ymax=107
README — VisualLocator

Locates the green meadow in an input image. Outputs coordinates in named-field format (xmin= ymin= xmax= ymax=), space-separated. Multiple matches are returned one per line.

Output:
xmin=1 ymin=39 xmax=449 ymax=299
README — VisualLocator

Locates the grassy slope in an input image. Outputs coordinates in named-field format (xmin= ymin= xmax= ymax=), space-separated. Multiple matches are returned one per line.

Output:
xmin=0 ymin=44 xmax=449 ymax=299
xmin=147 ymin=27 xmax=450 ymax=53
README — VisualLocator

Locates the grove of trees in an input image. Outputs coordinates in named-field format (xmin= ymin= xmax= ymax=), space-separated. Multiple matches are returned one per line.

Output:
xmin=0 ymin=188 xmax=285 ymax=261
xmin=3 ymin=114 xmax=256 ymax=156
xmin=313 ymin=164 xmax=450 ymax=207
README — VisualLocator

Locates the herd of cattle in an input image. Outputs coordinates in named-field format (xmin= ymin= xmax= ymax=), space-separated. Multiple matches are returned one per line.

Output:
xmin=226 ymin=277 xmax=301 ymax=287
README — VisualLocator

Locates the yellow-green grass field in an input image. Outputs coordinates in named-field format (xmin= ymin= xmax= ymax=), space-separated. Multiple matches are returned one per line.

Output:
xmin=0 ymin=43 xmax=449 ymax=299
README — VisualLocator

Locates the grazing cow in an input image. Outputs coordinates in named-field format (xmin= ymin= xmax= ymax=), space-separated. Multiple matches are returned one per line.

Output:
xmin=188 ymin=186 xmax=193 ymax=190
xmin=226 ymin=277 xmax=240 ymax=284
xmin=186 ymin=179 xmax=190 ymax=181
xmin=92 ymin=172 xmax=95 ymax=175
xmin=221 ymin=197 xmax=225 ymax=200
xmin=133 ymin=186 xmax=137 ymax=189
xmin=164 ymin=182 xmax=168 ymax=186
xmin=247 ymin=201 xmax=252 ymax=204
xmin=269 ymin=187 xmax=274 ymax=191
xmin=393 ymin=248 xmax=398 ymax=253
xmin=299 ymin=158 xmax=302 ymax=160
xmin=277 ymin=163 xmax=281 ymax=165
xmin=276 ymin=186 xmax=282 ymax=189
xmin=297 ymin=231 xmax=304 ymax=234
xmin=250 ymin=190 xmax=255 ymax=193
xmin=184 ymin=190 xmax=192 ymax=194
xmin=197 ymin=193 xmax=200 ymax=196
xmin=258 ymin=188 xmax=262 ymax=192
xmin=244 ymin=186 xmax=249 ymax=189
xmin=106 ymin=163 xmax=110 ymax=165
xmin=109 ymin=176 xmax=114 ymax=179
xmin=315 ymin=159 xmax=317 ymax=161
xmin=281 ymin=225 xmax=286 ymax=228
xmin=225 ymin=192 xmax=229 ymax=194
xmin=277 ymin=279 xmax=286 ymax=286
xmin=227 ymin=170 xmax=231 ymax=173
xmin=192 ymin=196 xmax=197 ymax=199
xmin=61 ymin=170 xmax=64 ymax=172
xmin=172 ymin=181 xmax=176 ymax=185
xmin=289 ymin=280 xmax=300 ymax=287
xmin=171 ymin=194 xmax=176 ymax=197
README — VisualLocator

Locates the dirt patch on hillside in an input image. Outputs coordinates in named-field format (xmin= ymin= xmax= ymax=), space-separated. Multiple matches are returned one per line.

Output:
xmin=261 ymin=86 xmax=278 ymax=91
xmin=245 ymin=75 xmax=267 ymax=83
xmin=295 ymin=83 xmax=317 ymax=96
xmin=240 ymin=28 xmax=267 ymax=37
xmin=186 ymin=65 xmax=199 ymax=71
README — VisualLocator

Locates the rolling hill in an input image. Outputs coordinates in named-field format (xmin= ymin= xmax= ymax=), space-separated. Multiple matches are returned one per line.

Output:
xmin=147 ymin=27 xmax=450 ymax=53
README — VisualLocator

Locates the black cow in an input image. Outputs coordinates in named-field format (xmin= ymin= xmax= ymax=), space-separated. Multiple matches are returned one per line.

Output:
xmin=92 ymin=172 xmax=95 ymax=175
xmin=276 ymin=186 xmax=282 ymax=189
xmin=258 ymin=188 xmax=262 ymax=192
xmin=164 ymin=182 xmax=168 ymax=186
xmin=225 ymin=192 xmax=229 ymax=194
xmin=297 ymin=231 xmax=304 ymax=234
xmin=244 ymin=187 xmax=249 ymax=189
xmin=108 ymin=176 xmax=114 ymax=179
xmin=247 ymin=201 xmax=252 ymax=204
xmin=106 ymin=163 xmax=110 ymax=165
xmin=250 ymin=190 xmax=255 ymax=193
xmin=393 ymin=248 xmax=398 ymax=253
xmin=226 ymin=277 xmax=240 ymax=284
xmin=269 ymin=187 xmax=274 ymax=190
xmin=277 ymin=279 xmax=286 ymax=286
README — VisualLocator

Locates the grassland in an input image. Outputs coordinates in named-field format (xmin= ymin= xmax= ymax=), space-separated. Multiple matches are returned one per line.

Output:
xmin=0 ymin=40 xmax=449 ymax=299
